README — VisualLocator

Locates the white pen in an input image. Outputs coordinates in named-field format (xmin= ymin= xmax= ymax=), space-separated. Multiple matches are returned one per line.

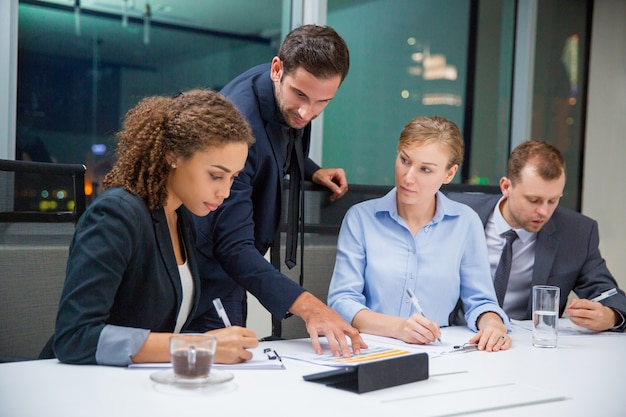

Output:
xmin=406 ymin=288 xmax=442 ymax=343
xmin=212 ymin=298 xmax=232 ymax=327
xmin=590 ymin=288 xmax=618 ymax=303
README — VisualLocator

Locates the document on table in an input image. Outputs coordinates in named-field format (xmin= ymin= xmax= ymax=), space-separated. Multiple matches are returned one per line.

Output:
xmin=361 ymin=334 xmax=455 ymax=358
xmin=511 ymin=318 xmax=608 ymax=336
xmin=214 ymin=346 xmax=285 ymax=369
xmin=128 ymin=346 xmax=285 ymax=370
xmin=280 ymin=337 xmax=455 ymax=367
xmin=276 ymin=333 xmax=479 ymax=367
xmin=280 ymin=344 xmax=414 ymax=367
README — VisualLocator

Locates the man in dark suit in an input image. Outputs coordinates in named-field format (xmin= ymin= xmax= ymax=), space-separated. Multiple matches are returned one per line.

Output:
xmin=190 ymin=25 xmax=365 ymax=357
xmin=449 ymin=140 xmax=626 ymax=331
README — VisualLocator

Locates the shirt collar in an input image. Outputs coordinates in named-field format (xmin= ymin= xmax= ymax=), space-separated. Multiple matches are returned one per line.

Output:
xmin=492 ymin=196 xmax=536 ymax=243
xmin=375 ymin=188 xmax=462 ymax=225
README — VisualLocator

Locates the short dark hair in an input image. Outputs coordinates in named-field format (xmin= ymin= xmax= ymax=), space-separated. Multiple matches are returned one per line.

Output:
xmin=507 ymin=140 xmax=566 ymax=185
xmin=278 ymin=24 xmax=350 ymax=83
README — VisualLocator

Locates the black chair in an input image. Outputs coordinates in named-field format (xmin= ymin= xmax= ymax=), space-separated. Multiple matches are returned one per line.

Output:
xmin=0 ymin=159 xmax=86 ymax=362
xmin=268 ymin=181 xmax=501 ymax=339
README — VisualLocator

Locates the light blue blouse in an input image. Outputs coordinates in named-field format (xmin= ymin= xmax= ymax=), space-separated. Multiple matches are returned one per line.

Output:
xmin=328 ymin=188 xmax=509 ymax=332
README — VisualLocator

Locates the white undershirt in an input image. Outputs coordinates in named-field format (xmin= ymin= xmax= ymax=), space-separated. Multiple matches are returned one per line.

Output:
xmin=174 ymin=260 xmax=194 ymax=333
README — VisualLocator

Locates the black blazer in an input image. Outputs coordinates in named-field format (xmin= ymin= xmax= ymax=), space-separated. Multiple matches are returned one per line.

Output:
xmin=191 ymin=64 xmax=315 ymax=329
xmin=448 ymin=192 xmax=626 ymax=330
xmin=53 ymin=188 xmax=201 ymax=364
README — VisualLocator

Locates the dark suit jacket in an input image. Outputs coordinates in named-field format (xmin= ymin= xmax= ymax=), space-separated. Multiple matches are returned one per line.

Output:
xmin=448 ymin=192 xmax=626 ymax=331
xmin=53 ymin=188 xmax=201 ymax=364
xmin=190 ymin=64 xmax=317 ymax=329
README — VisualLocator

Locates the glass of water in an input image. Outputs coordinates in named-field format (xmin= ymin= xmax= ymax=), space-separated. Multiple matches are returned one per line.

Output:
xmin=532 ymin=285 xmax=560 ymax=348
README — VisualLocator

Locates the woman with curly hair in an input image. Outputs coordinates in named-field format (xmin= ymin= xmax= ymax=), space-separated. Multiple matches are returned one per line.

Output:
xmin=52 ymin=89 xmax=259 ymax=366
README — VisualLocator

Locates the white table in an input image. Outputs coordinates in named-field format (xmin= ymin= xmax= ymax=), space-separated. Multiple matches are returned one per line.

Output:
xmin=1 ymin=320 xmax=623 ymax=417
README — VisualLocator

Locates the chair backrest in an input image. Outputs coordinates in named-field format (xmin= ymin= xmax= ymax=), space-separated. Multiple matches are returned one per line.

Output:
xmin=270 ymin=181 xmax=501 ymax=339
xmin=0 ymin=159 xmax=86 ymax=362
xmin=269 ymin=182 xmax=386 ymax=339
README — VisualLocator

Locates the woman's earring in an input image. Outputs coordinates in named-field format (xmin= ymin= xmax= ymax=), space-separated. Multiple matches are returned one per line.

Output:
xmin=171 ymin=163 xmax=177 ymax=168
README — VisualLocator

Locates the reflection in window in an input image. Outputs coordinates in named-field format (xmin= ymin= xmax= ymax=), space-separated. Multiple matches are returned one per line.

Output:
xmin=530 ymin=0 xmax=590 ymax=210
xmin=16 ymin=0 xmax=591 ymax=210
xmin=17 ymin=1 xmax=278 ymax=201
xmin=325 ymin=0 xmax=471 ymax=186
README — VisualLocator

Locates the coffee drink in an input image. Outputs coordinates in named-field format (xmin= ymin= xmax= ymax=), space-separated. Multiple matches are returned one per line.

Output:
xmin=171 ymin=347 xmax=214 ymax=379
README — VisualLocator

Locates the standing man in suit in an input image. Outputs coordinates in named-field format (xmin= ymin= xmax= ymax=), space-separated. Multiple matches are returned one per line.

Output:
xmin=449 ymin=140 xmax=626 ymax=331
xmin=190 ymin=24 xmax=365 ymax=357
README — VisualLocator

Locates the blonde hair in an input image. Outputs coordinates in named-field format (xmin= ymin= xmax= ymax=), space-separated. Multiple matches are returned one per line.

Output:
xmin=398 ymin=116 xmax=464 ymax=169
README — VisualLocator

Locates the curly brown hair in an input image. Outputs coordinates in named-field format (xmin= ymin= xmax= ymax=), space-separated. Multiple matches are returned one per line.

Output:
xmin=103 ymin=89 xmax=254 ymax=210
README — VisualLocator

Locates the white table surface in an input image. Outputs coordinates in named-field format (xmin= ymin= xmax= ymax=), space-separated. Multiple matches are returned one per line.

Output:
xmin=1 ymin=319 xmax=623 ymax=417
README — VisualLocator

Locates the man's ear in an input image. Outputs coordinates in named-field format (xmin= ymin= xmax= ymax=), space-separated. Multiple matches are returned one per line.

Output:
xmin=500 ymin=176 xmax=511 ymax=196
xmin=270 ymin=57 xmax=283 ymax=82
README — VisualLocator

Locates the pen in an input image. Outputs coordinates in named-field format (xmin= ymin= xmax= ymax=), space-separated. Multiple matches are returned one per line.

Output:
xmin=406 ymin=288 xmax=442 ymax=343
xmin=452 ymin=343 xmax=478 ymax=351
xmin=212 ymin=298 xmax=232 ymax=327
xmin=263 ymin=347 xmax=277 ymax=359
xmin=590 ymin=288 xmax=618 ymax=303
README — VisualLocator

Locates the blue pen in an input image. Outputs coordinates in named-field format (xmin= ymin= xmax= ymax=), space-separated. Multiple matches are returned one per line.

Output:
xmin=406 ymin=288 xmax=442 ymax=343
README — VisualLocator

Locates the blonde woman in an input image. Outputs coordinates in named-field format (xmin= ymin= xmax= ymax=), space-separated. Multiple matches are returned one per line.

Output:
xmin=328 ymin=116 xmax=511 ymax=352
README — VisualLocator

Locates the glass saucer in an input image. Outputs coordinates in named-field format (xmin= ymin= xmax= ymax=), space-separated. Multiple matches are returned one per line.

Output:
xmin=150 ymin=369 xmax=234 ymax=387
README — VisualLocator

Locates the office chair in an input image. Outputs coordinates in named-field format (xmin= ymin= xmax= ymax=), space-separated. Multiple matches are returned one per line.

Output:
xmin=0 ymin=159 xmax=86 ymax=362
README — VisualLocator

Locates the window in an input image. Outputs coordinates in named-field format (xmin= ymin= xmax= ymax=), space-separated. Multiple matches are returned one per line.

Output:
xmin=16 ymin=0 xmax=591 ymax=209
xmin=325 ymin=0 xmax=472 ymax=185
xmin=17 ymin=0 xmax=279 ymax=199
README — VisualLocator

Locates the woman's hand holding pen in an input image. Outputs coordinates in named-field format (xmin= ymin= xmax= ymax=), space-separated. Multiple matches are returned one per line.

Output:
xmin=208 ymin=326 xmax=259 ymax=364
xmin=397 ymin=314 xmax=442 ymax=345
xmin=404 ymin=289 xmax=441 ymax=344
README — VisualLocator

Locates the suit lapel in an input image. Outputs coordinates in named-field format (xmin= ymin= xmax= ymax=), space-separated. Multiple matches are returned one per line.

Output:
xmin=474 ymin=194 xmax=500 ymax=227
xmin=255 ymin=73 xmax=286 ymax=223
xmin=527 ymin=219 xmax=559 ymax=316
xmin=152 ymin=209 xmax=182 ymax=306
xmin=255 ymin=71 xmax=284 ymax=179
